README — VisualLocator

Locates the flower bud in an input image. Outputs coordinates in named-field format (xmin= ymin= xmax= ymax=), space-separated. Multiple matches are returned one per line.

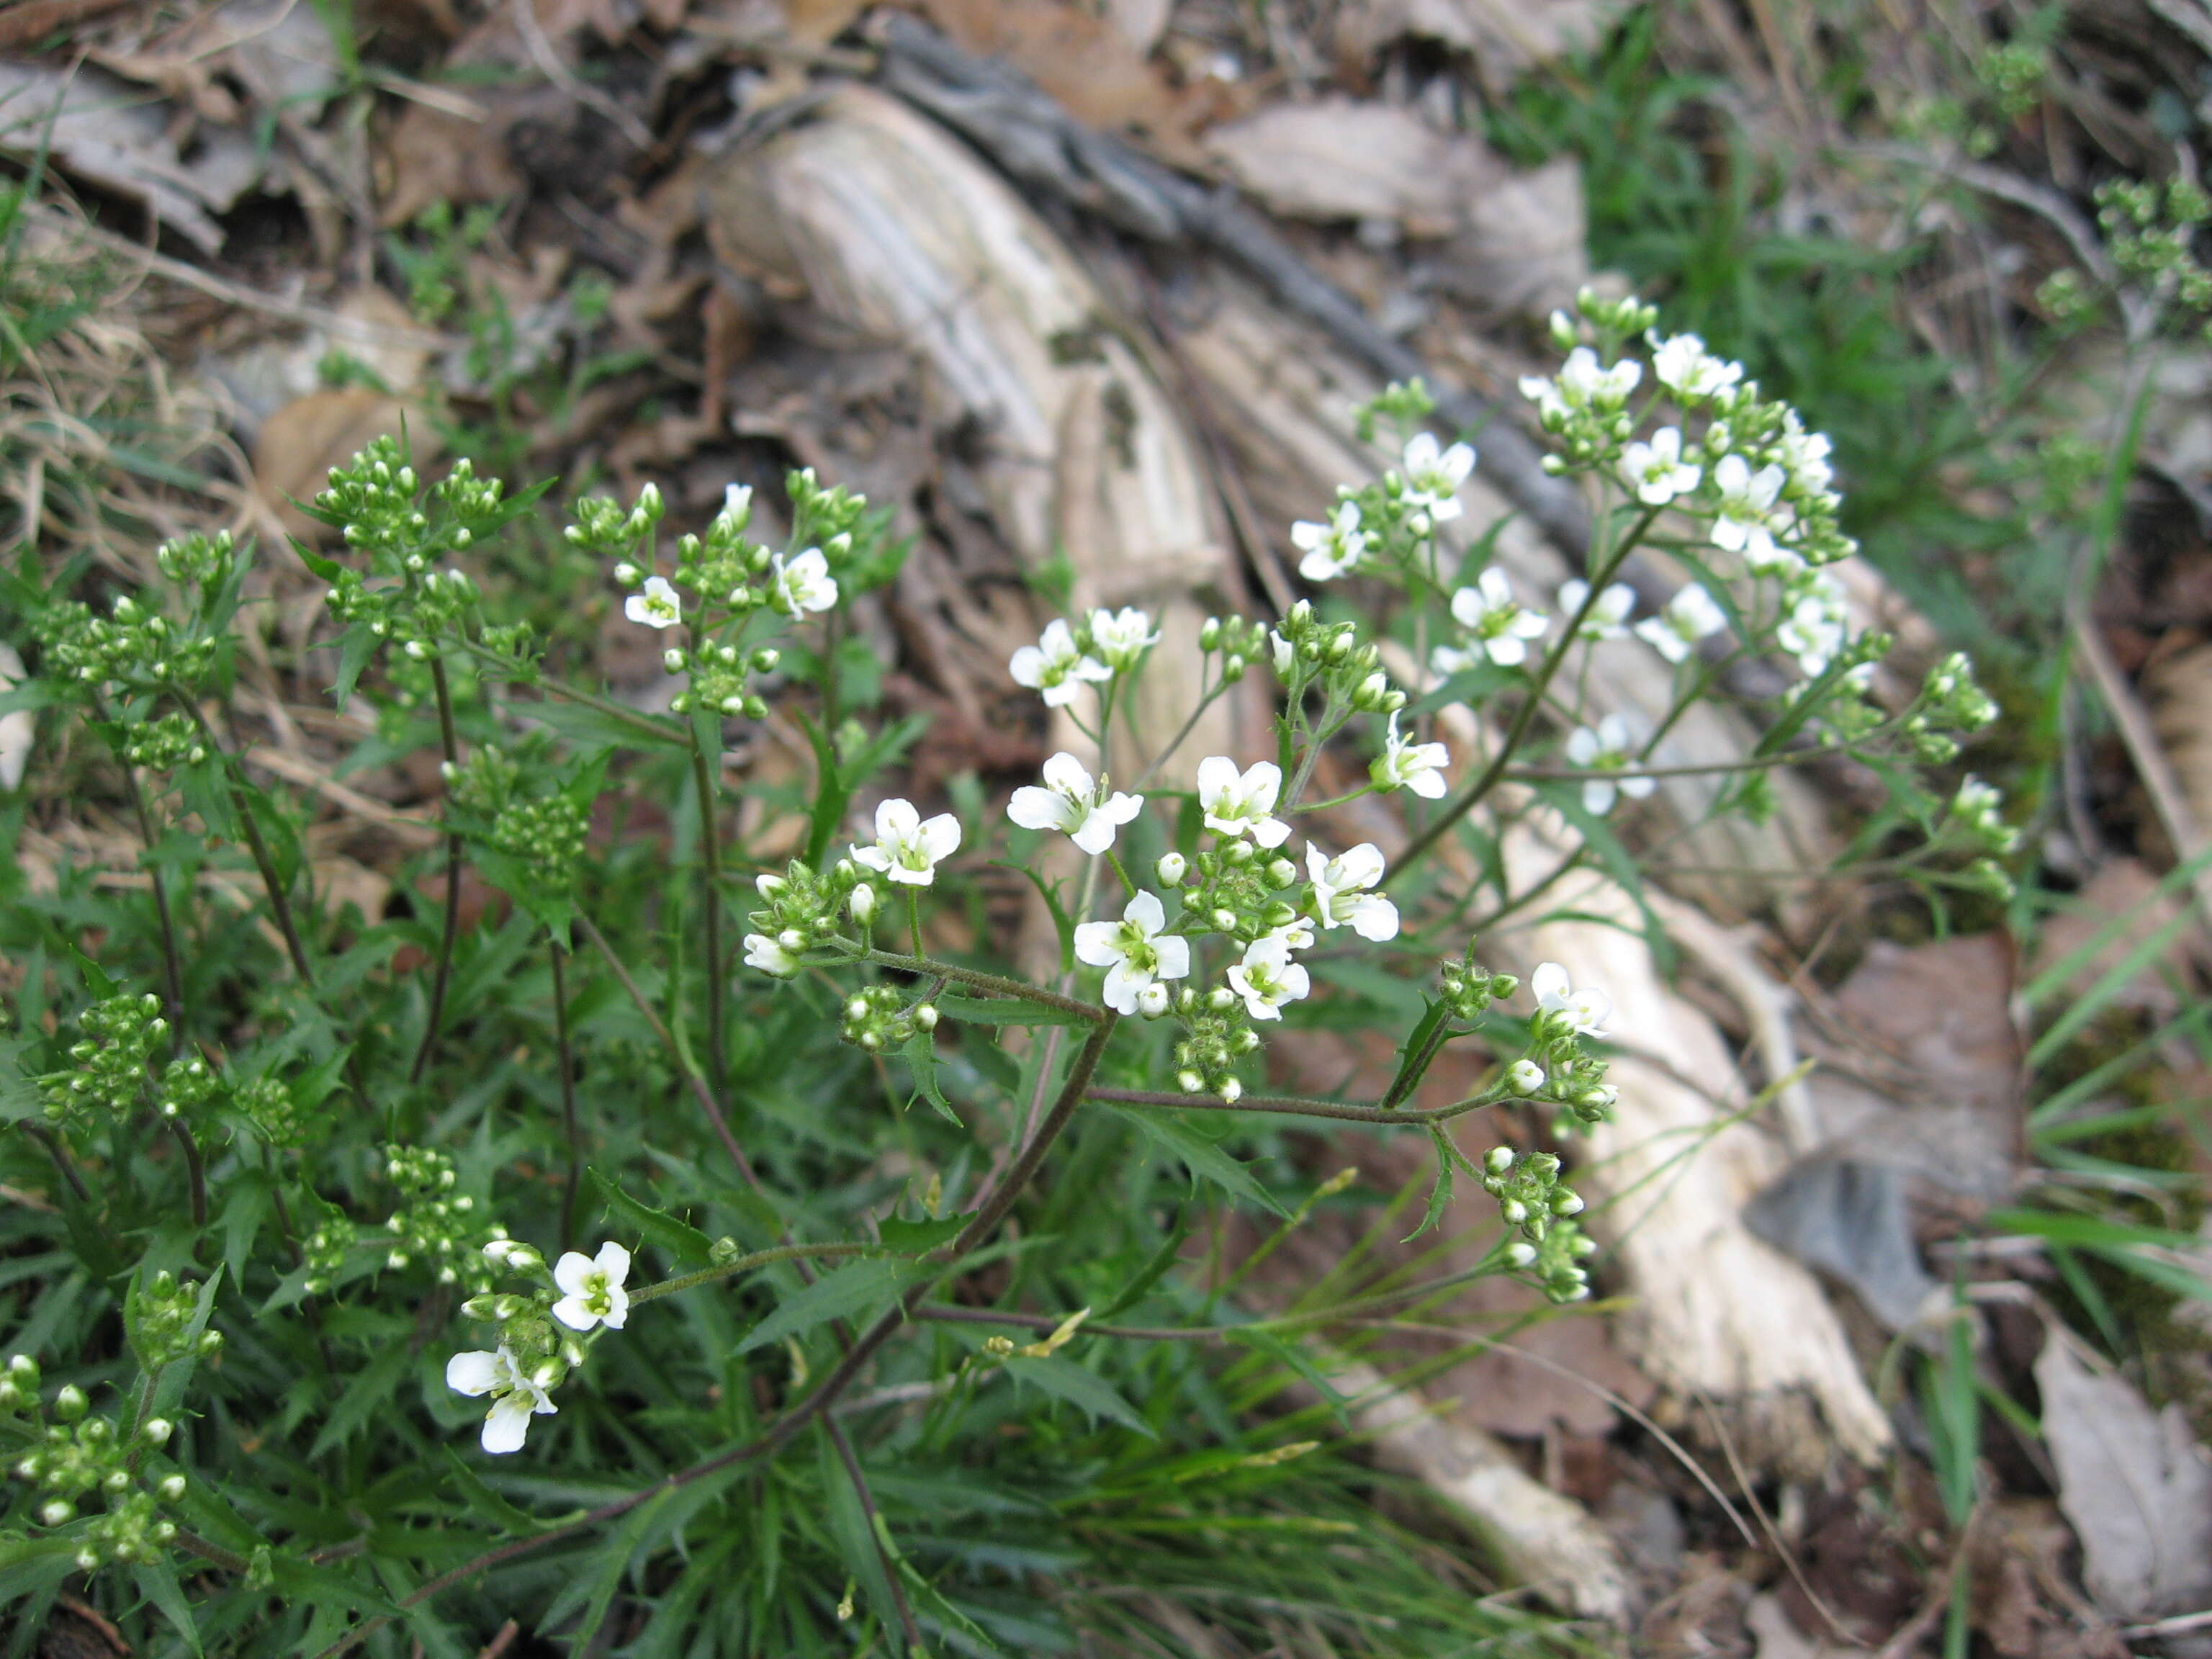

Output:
xmin=1207 ymin=986 xmax=1235 ymax=1012
xmin=751 ymin=647 xmax=781 ymax=672
xmin=1155 ymin=852 xmax=1187 ymax=886
xmin=140 ymin=1417 xmax=173 ymax=1447
xmin=1200 ymin=617 xmax=1222 ymax=650
xmin=1506 ymin=1240 xmax=1538 ymax=1267
xmin=1211 ymin=909 xmax=1238 ymax=932
xmin=157 ymin=1474 xmax=187 ymax=1501
xmin=40 ymin=1500 xmax=73 ymax=1527
xmin=1485 ymin=1146 xmax=1515 ymax=1175
xmin=912 ymin=1003 xmax=940 ymax=1032
xmin=662 ymin=648 xmax=685 ymax=674
xmin=1219 ymin=1078 xmax=1244 ymax=1104
xmin=1264 ymin=859 xmax=1296 ymax=887
xmin=850 ymin=884 xmax=878 ymax=927
xmin=1136 ymin=983 xmax=1170 ymax=1018
xmin=54 ymin=1386 xmax=86 ymax=1421
xmin=1177 ymin=1070 xmax=1205 ymax=1094
xmin=1505 ymin=1060 xmax=1545 ymax=1095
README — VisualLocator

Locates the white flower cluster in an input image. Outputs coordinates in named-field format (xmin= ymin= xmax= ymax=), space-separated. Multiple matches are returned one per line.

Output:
xmin=1008 ymin=607 xmax=1161 ymax=706
xmin=446 ymin=1241 xmax=631 ymax=1454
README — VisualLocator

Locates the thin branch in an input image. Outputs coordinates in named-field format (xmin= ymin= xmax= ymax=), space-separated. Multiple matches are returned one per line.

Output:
xmin=410 ymin=656 xmax=465 ymax=1083
xmin=824 ymin=1416 xmax=924 ymax=1653
xmin=1087 ymin=1085 xmax=1524 ymax=1126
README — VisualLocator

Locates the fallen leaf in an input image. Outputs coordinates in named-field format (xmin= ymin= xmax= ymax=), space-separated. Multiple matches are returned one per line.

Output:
xmin=253 ymin=388 xmax=439 ymax=539
xmin=2146 ymin=638 xmax=2212 ymax=845
xmin=2029 ymin=858 xmax=2208 ymax=1020
xmin=1202 ymin=96 xmax=1495 ymax=236
xmin=0 ymin=63 xmax=261 ymax=253
xmin=1743 ymin=1156 xmax=1937 ymax=1331
xmin=1419 ymin=154 xmax=1588 ymax=316
xmin=2034 ymin=1331 xmax=2212 ymax=1617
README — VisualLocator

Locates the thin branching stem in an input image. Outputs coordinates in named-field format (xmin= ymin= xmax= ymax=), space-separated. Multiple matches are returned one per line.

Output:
xmin=549 ymin=936 xmax=581 ymax=1246
xmin=1087 ymin=1085 xmax=1523 ymax=1126
xmin=688 ymin=739 xmax=729 ymax=1100
xmin=410 ymin=655 xmax=464 ymax=1084
xmin=177 ymin=698 xmax=317 ymax=985
xmin=824 ymin=1416 xmax=925 ymax=1653
xmin=629 ymin=1242 xmax=873 ymax=1305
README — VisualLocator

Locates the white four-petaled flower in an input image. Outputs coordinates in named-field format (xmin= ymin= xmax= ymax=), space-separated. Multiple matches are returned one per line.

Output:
xmin=850 ymin=798 xmax=963 ymax=887
xmin=1563 ymin=713 xmax=1654 ymax=817
xmin=1447 ymin=568 xmax=1549 ymax=667
xmin=1648 ymin=333 xmax=1743 ymax=401
xmin=1776 ymin=575 xmax=1848 ymax=677
xmin=1291 ymin=500 xmax=1372 ymax=581
xmin=1634 ymin=583 xmax=1727 ymax=664
xmin=1304 ymin=842 xmax=1399 ymax=942
xmin=446 ymin=1344 xmax=557 ymax=1455
xmin=744 ymin=932 xmax=799 ymax=976
xmin=1532 ymin=961 xmax=1611 ymax=1040
xmin=1618 ymin=426 xmax=1702 ymax=506
xmin=770 ymin=548 xmax=838 ymax=616
xmin=1709 ymin=454 xmax=1789 ymax=568
xmin=1400 ymin=431 xmax=1476 ymax=522
xmin=1196 ymin=756 xmax=1291 ymax=848
xmin=1087 ymin=607 xmax=1160 ymax=673
xmin=625 ymin=575 xmax=682 ymax=630
xmin=1007 ymin=752 xmax=1144 ymax=855
xmin=551 ymin=1241 xmax=632 ymax=1333
xmin=1558 ymin=579 xmax=1637 ymax=641
xmin=1073 ymin=890 xmax=1191 ymax=1015
xmin=1010 ymin=619 xmax=1112 ymax=708
xmin=1371 ymin=711 xmax=1448 ymax=799
xmin=1226 ymin=935 xmax=1310 ymax=1022
xmin=1519 ymin=346 xmax=1642 ymax=423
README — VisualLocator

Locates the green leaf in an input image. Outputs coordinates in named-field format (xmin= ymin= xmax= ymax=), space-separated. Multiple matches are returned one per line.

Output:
xmin=1380 ymin=998 xmax=1449 ymax=1107
xmin=588 ymin=1167 xmax=715 ymax=1266
xmin=1112 ymin=1106 xmax=1289 ymax=1218
xmin=737 ymin=1258 xmax=920 ymax=1353
xmin=331 ymin=621 xmax=379 ymax=708
xmin=440 ymin=1447 xmax=548 ymax=1535
xmin=1094 ymin=1220 xmax=1192 ymax=1321
xmin=130 ymin=1561 xmax=204 ymax=1655
xmin=902 ymin=1029 xmax=959 ymax=1124
xmin=932 ymin=991 xmax=1089 ymax=1028
xmin=1002 ymin=1354 xmax=1155 ymax=1437
xmin=1404 ymin=1128 xmax=1456 ymax=1244
xmin=519 ymin=693 xmax=687 ymax=754
xmin=1227 ymin=1328 xmax=1349 ymax=1425
xmin=877 ymin=1210 xmax=974 ymax=1255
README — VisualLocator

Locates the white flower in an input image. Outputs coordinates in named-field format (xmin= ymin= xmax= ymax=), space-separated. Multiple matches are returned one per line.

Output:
xmin=1262 ymin=914 xmax=1316 ymax=952
xmin=1708 ymin=454 xmax=1788 ymax=567
xmin=1400 ymin=431 xmax=1476 ymax=522
xmin=1619 ymin=426 xmax=1702 ymax=506
xmin=1633 ymin=583 xmax=1727 ymax=664
xmin=1447 ymin=568 xmax=1549 ymax=667
xmin=1563 ymin=713 xmax=1654 ymax=817
xmin=1010 ymin=619 xmax=1112 ymax=708
xmin=1292 ymin=500 xmax=1371 ymax=581
xmin=1073 ymin=890 xmax=1191 ymax=1016
xmin=1531 ymin=961 xmax=1611 ymax=1039
xmin=1269 ymin=629 xmax=1295 ymax=678
xmin=1776 ymin=411 xmax=1834 ymax=494
xmin=1558 ymin=578 xmax=1637 ymax=640
xmin=714 ymin=482 xmax=753 ymax=536
xmin=446 ymin=1344 xmax=557 ymax=1455
xmin=1226 ymin=935 xmax=1310 ymax=1022
xmin=1776 ymin=575 xmax=1849 ymax=677
xmin=551 ymin=1241 xmax=631 ymax=1333
xmin=1519 ymin=346 xmax=1641 ymax=423
xmin=624 ymin=575 xmax=682 ymax=630
xmin=850 ymin=798 xmax=962 ymax=887
xmin=1007 ymin=752 xmax=1144 ymax=855
xmin=1304 ymin=842 xmax=1399 ymax=942
xmin=1087 ymin=606 xmax=1160 ymax=673
xmin=1196 ymin=756 xmax=1291 ymax=848
xmin=1505 ymin=1058 xmax=1547 ymax=1094
xmin=770 ymin=548 xmax=838 ymax=616
xmin=1649 ymin=332 xmax=1743 ymax=400
xmin=745 ymin=932 xmax=799 ymax=976
xmin=1371 ymin=711 xmax=1447 ymax=799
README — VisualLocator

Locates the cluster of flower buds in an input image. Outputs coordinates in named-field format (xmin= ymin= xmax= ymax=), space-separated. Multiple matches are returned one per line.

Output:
xmin=381 ymin=1144 xmax=496 ymax=1290
xmin=2098 ymin=176 xmax=2212 ymax=312
xmin=1513 ymin=1216 xmax=1598 ymax=1303
xmin=839 ymin=984 xmax=938 ymax=1052
xmin=1438 ymin=950 xmax=1519 ymax=1024
xmin=302 ymin=1208 xmax=358 ymax=1296
xmin=235 ymin=1074 xmax=310 ymax=1150
xmin=1947 ymin=776 xmax=2019 ymax=858
xmin=745 ymin=859 xmax=871 ymax=977
xmin=1179 ymin=841 xmax=1300 ymax=948
xmin=1904 ymin=652 xmax=2000 ymax=764
xmin=491 ymin=795 xmax=590 ymax=895
xmin=154 ymin=1054 xmax=219 ymax=1125
xmin=40 ymin=992 xmax=165 ymax=1127
xmin=666 ymin=640 xmax=780 ymax=719
xmin=125 ymin=1270 xmax=222 ymax=1372
xmin=1171 ymin=991 xmax=1262 ymax=1100
xmin=5 ymin=1359 xmax=192 ymax=1570
xmin=33 ymin=588 xmax=217 ymax=698
xmin=117 ymin=712 xmax=206 ymax=771
xmin=1481 ymin=1147 xmax=1586 ymax=1242
xmin=450 ymin=1239 xmax=633 ymax=1452
xmin=1196 ymin=613 xmax=1273 ymax=683
xmin=1269 ymin=601 xmax=1406 ymax=715
xmin=153 ymin=529 xmax=236 ymax=590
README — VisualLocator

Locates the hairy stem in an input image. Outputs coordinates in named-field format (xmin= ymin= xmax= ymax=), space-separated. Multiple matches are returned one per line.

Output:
xmin=629 ymin=1241 xmax=873 ymax=1305
xmin=1087 ymin=1084 xmax=1520 ymax=1126
xmin=410 ymin=655 xmax=464 ymax=1084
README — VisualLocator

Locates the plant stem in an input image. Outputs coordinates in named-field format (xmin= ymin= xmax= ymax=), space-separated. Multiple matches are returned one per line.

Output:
xmin=1395 ymin=506 xmax=1656 ymax=873
xmin=18 ymin=1124 xmax=91 ymax=1205
xmin=410 ymin=655 xmax=464 ymax=1084
xmin=857 ymin=947 xmax=1105 ymax=1022
xmin=1131 ymin=674 xmax=1225 ymax=790
xmin=458 ymin=640 xmax=684 ymax=745
xmin=629 ymin=1241 xmax=873 ymax=1305
xmin=102 ymin=699 xmax=186 ymax=1034
xmin=576 ymin=912 xmax=754 ymax=1183
xmin=691 ymin=742 xmax=730 ymax=1099
xmin=178 ymin=698 xmax=318 ymax=985
xmin=824 ymin=1416 xmax=925 ymax=1655
xmin=171 ymin=1120 xmax=207 ymax=1229
xmin=549 ymin=936 xmax=581 ymax=1246
xmin=1087 ymin=1084 xmax=1517 ymax=1126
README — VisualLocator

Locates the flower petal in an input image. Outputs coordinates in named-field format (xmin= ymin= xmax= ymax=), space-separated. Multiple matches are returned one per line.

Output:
xmin=446 ymin=1350 xmax=502 ymax=1398
xmin=480 ymin=1395 xmax=538 ymax=1455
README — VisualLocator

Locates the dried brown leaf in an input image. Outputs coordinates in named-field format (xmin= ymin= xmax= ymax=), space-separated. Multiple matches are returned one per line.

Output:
xmin=1202 ymin=96 xmax=1495 ymax=235
xmin=2034 ymin=1333 xmax=2212 ymax=1617
xmin=253 ymin=388 xmax=440 ymax=539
